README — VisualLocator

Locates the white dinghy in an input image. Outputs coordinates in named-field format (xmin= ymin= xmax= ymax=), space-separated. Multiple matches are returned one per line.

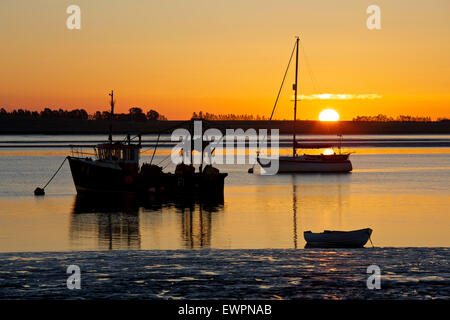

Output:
xmin=304 ymin=228 xmax=373 ymax=248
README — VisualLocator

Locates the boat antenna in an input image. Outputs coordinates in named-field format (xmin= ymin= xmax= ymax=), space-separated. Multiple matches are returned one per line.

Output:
xmin=293 ymin=36 xmax=299 ymax=157
xmin=108 ymin=90 xmax=115 ymax=143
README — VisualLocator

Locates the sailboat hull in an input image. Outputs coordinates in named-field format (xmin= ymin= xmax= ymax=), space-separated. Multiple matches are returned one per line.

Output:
xmin=258 ymin=155 xmax=352 ymax=174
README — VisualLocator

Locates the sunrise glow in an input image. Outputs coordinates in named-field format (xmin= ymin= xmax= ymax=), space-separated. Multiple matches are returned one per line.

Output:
xmin=322 ymin=148 xmax=335 ymax=155
xmin=0 ymin=1 xmax=448 ymax=120
xmin=319 ymin=109 xmax=340 ymax=122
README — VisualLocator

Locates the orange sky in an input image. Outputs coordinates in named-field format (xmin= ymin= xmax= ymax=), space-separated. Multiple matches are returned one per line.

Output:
xmin=0 ymin=0 xmax=449 ymax=120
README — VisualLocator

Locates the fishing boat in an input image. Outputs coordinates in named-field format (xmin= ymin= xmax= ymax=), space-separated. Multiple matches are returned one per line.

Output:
xmin=304 ymin=228 xmax=373 ymax=248
xmin=67 ymin=91 xmax=227 ymax=195
xmin=257 ymin=37 xmax=352 ymax=174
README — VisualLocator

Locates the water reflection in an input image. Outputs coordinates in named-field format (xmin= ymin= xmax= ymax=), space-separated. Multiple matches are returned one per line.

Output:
xmin=178 ymin=204 xmax=212 ymax=248
xmin=70 ymin=194 xmax=141 ymax=250
xmin=68 ymin=176 xmax=350 ymax=250
xmin=292 ymin=176 xmax=298 ymax=249
xmin=290 ymin=174 xmax=349 ymax=249
xmin=69 ymin=193 xmax=224 ymax=250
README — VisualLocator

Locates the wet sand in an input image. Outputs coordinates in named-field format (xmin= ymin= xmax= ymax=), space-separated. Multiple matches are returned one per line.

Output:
xmin=0 ymin=248 xmax=448 ymax=299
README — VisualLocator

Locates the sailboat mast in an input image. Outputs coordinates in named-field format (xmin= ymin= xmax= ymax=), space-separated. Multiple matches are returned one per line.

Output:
xmin=108 ymin=90 xmax=114 ymax=143
xmin=293 ymin=37 xmax=299 ymax=157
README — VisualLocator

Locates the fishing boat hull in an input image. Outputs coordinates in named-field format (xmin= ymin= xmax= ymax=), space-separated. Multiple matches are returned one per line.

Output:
xmin=68 ymin=156 xmax=228 ymax=195
xmin=304 ymin=228 xmax=372 ymax=248
xmin=68 ymin=156 xmax=135 ymax=193
xmin=258 ymin=155 xmax=352 ymax=174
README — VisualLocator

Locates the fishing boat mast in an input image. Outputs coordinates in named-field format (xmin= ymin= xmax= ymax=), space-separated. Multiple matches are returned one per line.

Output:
xmin=108 ymin=90 xmax=115 ymax=143
xmin=293 ymin=37 xmax=299 ymax=157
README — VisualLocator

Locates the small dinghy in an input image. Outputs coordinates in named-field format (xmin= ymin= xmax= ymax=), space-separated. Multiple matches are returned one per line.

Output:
xmin=304 ymin=228 xmax=373 ymax=248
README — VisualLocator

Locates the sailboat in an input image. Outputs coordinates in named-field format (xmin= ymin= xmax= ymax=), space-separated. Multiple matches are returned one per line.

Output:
xmin=257 ymin=37 xmax=352 ymax=174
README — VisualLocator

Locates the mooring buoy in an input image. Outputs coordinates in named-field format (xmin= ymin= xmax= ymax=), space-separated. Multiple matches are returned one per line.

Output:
xmin=34 ymin=187 xmax=45 ymax=196
xmin=33 ymin=157 xmax=68 ymax=196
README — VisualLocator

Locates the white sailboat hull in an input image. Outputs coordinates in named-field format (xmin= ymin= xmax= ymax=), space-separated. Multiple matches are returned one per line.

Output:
xmin=304 ymin=228 xmax=372 ymax=248
xmin=258 ymin=155 xmax=352 ymax=174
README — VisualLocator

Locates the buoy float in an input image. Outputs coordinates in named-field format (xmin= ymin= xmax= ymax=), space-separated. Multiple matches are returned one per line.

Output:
xmin=34 ymin=187 xmax=45 ymax=196
xmin=33 ymin=157 xmax=68 ymax=196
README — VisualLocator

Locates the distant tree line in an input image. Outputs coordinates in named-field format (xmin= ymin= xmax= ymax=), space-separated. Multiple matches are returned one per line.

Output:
xmin=352 ymin=114 xmax=435 ymax=122
xmin=0 ymin=108 xmax=89 ymax=120
xmin=193 ymin=112 xmax=447 ymax=122
xmin=192 ymin=111 xmax=268 ymax=120
xmin=0 ymin=107 xmax=167 ymax=121
xmin=92 ymin=107 xmax=167 ymax=121
xmin=1 ymin=108 xmax=447 ymax=122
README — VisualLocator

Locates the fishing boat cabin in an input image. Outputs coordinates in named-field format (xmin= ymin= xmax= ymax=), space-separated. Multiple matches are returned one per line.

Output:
xmin=94 ymin=135 xmax=142 ymax=173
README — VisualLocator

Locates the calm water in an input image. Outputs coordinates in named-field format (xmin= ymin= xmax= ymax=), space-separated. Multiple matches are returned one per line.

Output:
xmin=0 ymin=135 xmax=449 ymax=252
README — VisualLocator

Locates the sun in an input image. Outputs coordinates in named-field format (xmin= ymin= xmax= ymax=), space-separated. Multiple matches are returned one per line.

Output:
xmin=319 ymin=109 xmax=339 ymax=121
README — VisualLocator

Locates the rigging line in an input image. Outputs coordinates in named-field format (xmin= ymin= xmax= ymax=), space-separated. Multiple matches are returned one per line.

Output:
xmin=269 ymin=41 xmax=297 ymax=121
xmin=124 ymin=120 xmax=193 ymax=159
xmin=150 ymin=132 xmax=161 ymax=164
xmin=140 ymin=147 xmax=156 ymax=154
xmin=120 ymin=120 xmax=193 ymax=144
xmin=149 ymin=132 xmax=161 ymax=164
xmin=42 ymin=157 xmax=67 ymax=189
xmin=369 ymin=235 xmax=375 ymax=248
xmin=162 ymin=161 xmax=172 ymax=170
xmin=300 ymin=39 xmax=321 ymax=94
xmin=157 ymin=154 xmax=171 ymax=166
xmin=254 ymin=39 xmax=297 ymax=164
xmin=151 ymin=119 xmax=207 ymax=167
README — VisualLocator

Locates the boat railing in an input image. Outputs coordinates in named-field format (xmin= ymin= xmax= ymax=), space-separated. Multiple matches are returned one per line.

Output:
xmin=70 ymin=145 xmax=97 ymax=158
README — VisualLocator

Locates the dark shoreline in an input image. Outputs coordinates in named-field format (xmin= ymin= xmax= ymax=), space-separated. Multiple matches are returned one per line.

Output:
xmin=1 ymin=119 xmax=449 ymax=135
